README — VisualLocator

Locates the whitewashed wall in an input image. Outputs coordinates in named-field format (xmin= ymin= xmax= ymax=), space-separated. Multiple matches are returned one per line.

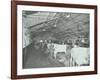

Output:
xmin=22 ymin=12 xmax=54 ymax=48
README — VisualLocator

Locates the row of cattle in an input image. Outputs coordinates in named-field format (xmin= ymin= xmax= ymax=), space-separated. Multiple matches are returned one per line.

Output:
xmin=46 ymin=43 xmax=90 ymax=66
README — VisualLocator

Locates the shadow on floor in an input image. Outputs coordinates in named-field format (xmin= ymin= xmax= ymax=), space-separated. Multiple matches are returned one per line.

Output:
xmin=23 ymin=43 xmax=64 ymax=69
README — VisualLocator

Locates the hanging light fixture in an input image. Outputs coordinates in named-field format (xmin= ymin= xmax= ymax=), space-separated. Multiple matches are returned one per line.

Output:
xmin=40 ymin=40 xmax=43 ymax=42
xmin=42 ymin=29 xmax=46 ymax=31
xmin=66 ymin=13 xmax=71 ymax=18
xmin=53 ymin=18 xmax=58 ymax=28
xmin=54 ymin=24 xmax=57 ymax=27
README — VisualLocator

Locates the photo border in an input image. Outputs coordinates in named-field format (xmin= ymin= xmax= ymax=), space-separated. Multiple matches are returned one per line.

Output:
xmin=11 ymin=1 xmax=97 ymax=79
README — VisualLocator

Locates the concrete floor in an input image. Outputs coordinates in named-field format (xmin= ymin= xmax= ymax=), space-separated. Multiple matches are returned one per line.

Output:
xmin=23 ymin=43 xmax=64 ymax=69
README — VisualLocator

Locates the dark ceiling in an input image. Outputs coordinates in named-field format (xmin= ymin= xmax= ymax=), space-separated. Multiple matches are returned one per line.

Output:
xmin=23 ymin=11 xmax=89 ymax=41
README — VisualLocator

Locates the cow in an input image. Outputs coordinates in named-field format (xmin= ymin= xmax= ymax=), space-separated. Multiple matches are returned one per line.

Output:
xmin=53 ymin=44 xmax=67 ymax=59
xmin=71 ymin=46 xmax=90 ymax=66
